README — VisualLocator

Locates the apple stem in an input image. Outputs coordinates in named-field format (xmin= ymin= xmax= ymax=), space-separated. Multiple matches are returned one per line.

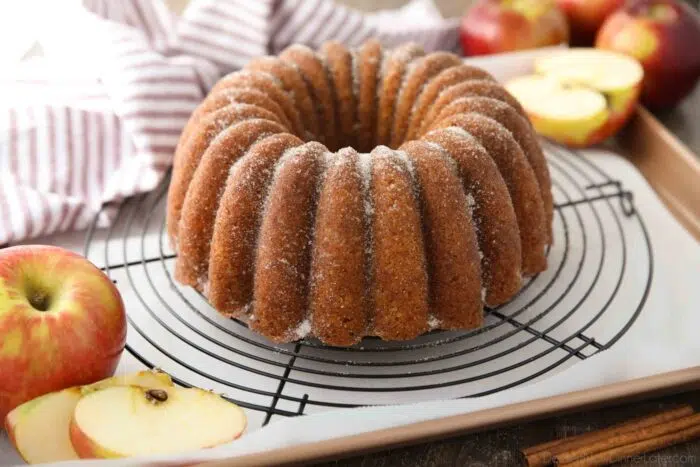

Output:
xmin=145 ymin=389 xmax=169 ymax=404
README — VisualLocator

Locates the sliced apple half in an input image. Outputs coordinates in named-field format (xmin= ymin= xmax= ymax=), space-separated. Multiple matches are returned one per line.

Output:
xmin=70 ymin=386 xmax=247 ymax=458
xmin=5 ymin=370 xmax=174 ymax=464
xmin=505 ymin=48 xmax=644 ymax=147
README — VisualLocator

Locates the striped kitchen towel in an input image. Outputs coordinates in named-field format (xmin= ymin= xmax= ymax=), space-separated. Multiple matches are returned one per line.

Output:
xmin=0 ymin=0 xmax=461 ymax=246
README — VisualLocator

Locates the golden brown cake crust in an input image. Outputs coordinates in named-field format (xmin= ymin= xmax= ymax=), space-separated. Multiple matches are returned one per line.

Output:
xmin=321 ymin=41 xmax=356 ymax=151
xmin=433 ymin=113 xmax=548 ymax=276
xmin=309 ymin=148 xmax=368 ymax=346
xmin=167 ymin=103 xmax=286 ymax=246
xmin=189 ymin=88 xmax=292 ymax=134
xmin=422 ymin=128 xmax=522 ymax=307
xmin=168 ymin=40 xmax=555 ymax=346
xmin=178 ymin=75 xmax=293 ymax=151
xmin=375 ymin=43 xmax=424 ymax=147
xmin=245 ymin=56 xmax=319 ymax=140
xmin=405 ymin=65 xmax=497 ymax=141
xmin=401 ymin=141 xmax=483 ymax=329
xmin=390 ymin=52 xmax=462 ymax=148
xmin=420 ymin=80 xmax=528 ymax=137
xmin=251 ymin=142 xmax=327 ymax=343
xmin=369 ymin=147 xmax=429 ymax=341
xmin=201 ymin=71 xmax=304 ymax=136
xmin=280 ymin=45 xmax=338 ymax=149
xmin=355 ymin=39 xmax=382 ymax=153
xmin=432 ymin=96 xmax=554 ymax=243
xmin=208 ymin=133 xmax=304 ymax=317
xmin=175 ymin=119 xmax=288 ymax=288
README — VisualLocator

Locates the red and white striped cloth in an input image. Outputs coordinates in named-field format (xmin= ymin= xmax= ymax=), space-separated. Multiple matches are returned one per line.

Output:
xmin=0 ymin=0 xmax=460 ymax=246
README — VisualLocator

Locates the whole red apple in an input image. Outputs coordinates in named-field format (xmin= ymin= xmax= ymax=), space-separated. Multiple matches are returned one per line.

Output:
xmin=596 ymin=0 xmax=700 ymax=108
xmin=460 ymin=0 xmax=569 ymax=56
xmin=556 ymin=0 xmax=625 ymax=46
xmin=0 ymin=245 xmax=126 ymax=420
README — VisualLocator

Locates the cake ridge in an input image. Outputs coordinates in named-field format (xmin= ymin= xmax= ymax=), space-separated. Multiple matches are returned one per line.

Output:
xmin=405 ymin=64 xmax=497 ymax=141
xmin=280 ymin=44 xmax=338 ymax=148
xmin=208 ymin=132 xmax=305 ymax=317
xmin=423 ymin=125 xmax=523 ymax=307
xmin=174 ymin=118 xmax=288 ymax=290
xmin=390 ymin=51 xmax=463 ymax=148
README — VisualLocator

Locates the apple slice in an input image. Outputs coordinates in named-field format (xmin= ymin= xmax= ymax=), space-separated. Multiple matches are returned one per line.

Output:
xmin=506 ymin=74 xmax=609 ymax=145
xmin=70 ymin=386 xmax=247 ymax=458
xmin=5 ymin=370 xmax=173 ymax=464
xmin=505 ymin=48 xmax=644 ymax=147
xmin=4 ymin=388 xmax=82 ymax=464
xmin=534 ymin=48 xmax=643 ymax=92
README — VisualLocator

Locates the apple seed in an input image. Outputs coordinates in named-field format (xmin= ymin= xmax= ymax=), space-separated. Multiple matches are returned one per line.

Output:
xmin=145 ymin=389 xmax=168 ymax=404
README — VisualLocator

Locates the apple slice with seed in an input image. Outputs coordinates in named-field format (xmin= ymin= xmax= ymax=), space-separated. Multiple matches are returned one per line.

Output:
xmin=70 ymin=386 xmax=247 ymax=458
xmin=5 ymin=370 xmax=173 ymax=464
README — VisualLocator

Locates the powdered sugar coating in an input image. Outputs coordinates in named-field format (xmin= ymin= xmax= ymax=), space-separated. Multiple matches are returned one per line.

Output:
xmin=245 ymin=55 xmax=320 ymax=140
xmin=207 ymin=133 xmax=304 ymax=317
xmin=390 ymin=52 xmax=462 ymax=148
xmin=369 ymin=146 xmax=429 ymax=340
xmin=321 ymin=41 xmax=357 ymax=150
xmin=406 ymin=66 xmax=497 ymax=140
xmin=431 ymin=96 xmax=554 ymax=242
xmin=422 ymin=126 xmax=522 ymax=308
xmin=280 ymin=44 xmax=339 ymax=149
xmin=375 ymin=43 xmax=424 ymax=147
xmin=251 ymin=141 xmax=327 ymax=342
xmin=435 ymin=113 xmax=548 ymax=275
xmin=401 ymin=140 xmax=484 ymax=329
xmin=175 ymin=119 xmax=287 ymax=289
xmin=309 ymin=148 xmax=369 ymax=345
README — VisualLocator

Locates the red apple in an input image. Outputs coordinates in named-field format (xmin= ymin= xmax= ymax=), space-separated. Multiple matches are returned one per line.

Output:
xmin=596 ymin=0 xmax=700 ymax=109
xmin=556 ymin=0 xmax=625 ymax=46
xmin=460 ymin=0 xmax=569 ymax=56
xmin=0 ymin=245 xmax=127 ymax=420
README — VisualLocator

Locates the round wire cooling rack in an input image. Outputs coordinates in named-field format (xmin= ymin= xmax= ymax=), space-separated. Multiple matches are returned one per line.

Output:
xmin=83 ymin=143 xmax=653 ymax=427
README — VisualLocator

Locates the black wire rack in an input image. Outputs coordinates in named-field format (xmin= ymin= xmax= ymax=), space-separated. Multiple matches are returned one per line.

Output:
xmin=80 ymin=143 xmax=653 ymax=429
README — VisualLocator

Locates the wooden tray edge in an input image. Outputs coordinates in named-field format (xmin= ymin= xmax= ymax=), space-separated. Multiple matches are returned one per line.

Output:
xmin=617 ymin=106 xmax=700 ymax=242
xmin=199 ymin=366 xmax=700 ymax=467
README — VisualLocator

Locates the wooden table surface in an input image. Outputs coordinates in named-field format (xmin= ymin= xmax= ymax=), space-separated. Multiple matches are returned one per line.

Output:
xmin=313 ymin=1 xmax=700 ymax=466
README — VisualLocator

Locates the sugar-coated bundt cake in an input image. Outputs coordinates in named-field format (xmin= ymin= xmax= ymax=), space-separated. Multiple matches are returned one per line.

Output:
xmin=167 ymin=39 xmax=553 ymax=347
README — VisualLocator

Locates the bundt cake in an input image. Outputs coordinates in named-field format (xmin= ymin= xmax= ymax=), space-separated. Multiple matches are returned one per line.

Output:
xmin=167 ymin=39 xmax=553 ymax=347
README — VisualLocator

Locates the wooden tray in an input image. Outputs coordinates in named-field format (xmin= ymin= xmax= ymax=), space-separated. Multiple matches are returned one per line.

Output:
xmin=197 ymin=107 xmax=700 ymax=467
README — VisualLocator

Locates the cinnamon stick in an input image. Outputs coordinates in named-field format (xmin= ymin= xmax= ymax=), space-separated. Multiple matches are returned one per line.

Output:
xmin=558 ymin=422 xmax=700 ymax=467
xmin=555 ymin=412 xmax=700 ymax=465
xmin=522 ymin=438 xmax=568 ymax=456
xmin=523 ymin=405 xmax=694 ymax=466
